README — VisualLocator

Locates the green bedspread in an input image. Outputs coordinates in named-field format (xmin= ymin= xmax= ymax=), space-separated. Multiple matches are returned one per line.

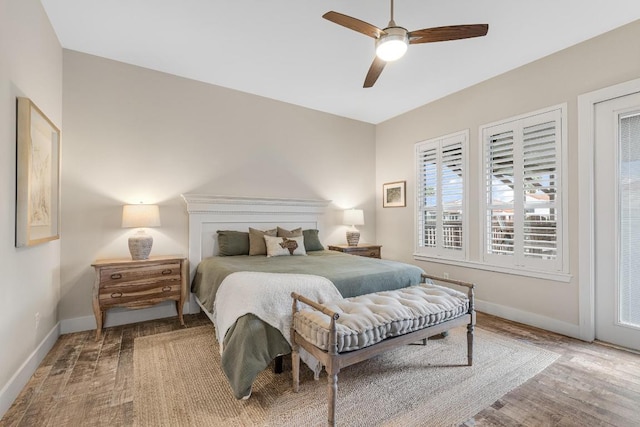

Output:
xmin=192 ymin=250 xmax=424 ymax=399
xmin=193 ymin=250 xmax=424 ymax=309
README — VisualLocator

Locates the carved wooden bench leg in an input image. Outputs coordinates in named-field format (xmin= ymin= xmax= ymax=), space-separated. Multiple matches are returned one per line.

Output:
xmin=292 ymin=346 xmax=300 ymax=393
xmin=467 ymin=283 xmax=475 ymax=366
xmin=291 ymin=296 xmax=301 ymax=393
xmin=467 ymin=322 xmax=474 ymax=366
xmin=327 ymin=368 xmax=339 ymax=427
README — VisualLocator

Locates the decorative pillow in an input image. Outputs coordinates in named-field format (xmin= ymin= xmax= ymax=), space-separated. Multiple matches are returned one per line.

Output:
xmin=277 ymin=226 xmax=303 ymax=238
xmin=217 ymin=230 xmax=249 ymax=256
xmin=302 ymin=229 xmax=324 ymax=251
xmin=264 ymin=235 xmax=307 ymax=257
xmin=249 ymin=227 xmax=277 ymax=256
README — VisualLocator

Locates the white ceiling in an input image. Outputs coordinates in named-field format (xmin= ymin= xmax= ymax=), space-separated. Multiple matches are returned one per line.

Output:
xmin=41 ymin=0 xmax=640 ymax=124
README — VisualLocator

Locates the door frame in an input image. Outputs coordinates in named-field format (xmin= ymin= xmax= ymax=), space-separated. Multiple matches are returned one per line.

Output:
xmin=577 ymin=77 xmax=640 ymax=342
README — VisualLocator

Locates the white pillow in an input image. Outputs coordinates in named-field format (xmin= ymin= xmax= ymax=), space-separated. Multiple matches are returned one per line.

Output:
xmin=264 ymin=235 xmax=307 ymax=257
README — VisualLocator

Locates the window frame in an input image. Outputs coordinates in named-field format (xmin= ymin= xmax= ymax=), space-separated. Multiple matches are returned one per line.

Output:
xmin=479 ymin=104 xmax=569 ymax=275
xmin=414 ymin=129 xmax=469 ymax=260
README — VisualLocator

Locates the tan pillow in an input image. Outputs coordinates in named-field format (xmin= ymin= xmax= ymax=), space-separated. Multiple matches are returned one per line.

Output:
xmin=277 ymin=226 xmax=303 ymax=237
xmin=249 ymin=227 xmax=277 ymax=256
xmin=264 ymin=235 xmax=307 ymax=257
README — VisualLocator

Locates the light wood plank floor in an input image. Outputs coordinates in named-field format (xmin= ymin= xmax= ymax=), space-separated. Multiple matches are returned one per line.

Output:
xmin=1 ymin=312 xmax=639 ymax=426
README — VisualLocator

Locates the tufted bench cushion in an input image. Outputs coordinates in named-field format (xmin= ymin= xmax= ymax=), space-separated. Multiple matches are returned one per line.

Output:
xmin=293 ymin=283 xmax=469 ymax=353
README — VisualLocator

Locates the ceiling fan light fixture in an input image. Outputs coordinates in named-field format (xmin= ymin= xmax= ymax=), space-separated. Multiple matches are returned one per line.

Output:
xmin=375 ymin=27 xmax=408 ymax=62
xmin=322 ymin=4 xmax=488 ymax=88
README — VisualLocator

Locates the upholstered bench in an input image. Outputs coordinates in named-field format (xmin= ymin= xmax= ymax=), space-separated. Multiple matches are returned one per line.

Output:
xmin=290 ymin=273 xmax=475 ymax=426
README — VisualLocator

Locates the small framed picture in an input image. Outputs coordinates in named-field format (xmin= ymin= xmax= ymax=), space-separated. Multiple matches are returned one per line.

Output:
xmin=383 ymin=181 xmax=406 ymax=208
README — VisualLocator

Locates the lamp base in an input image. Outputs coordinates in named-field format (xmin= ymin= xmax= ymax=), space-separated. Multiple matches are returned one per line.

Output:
xmin=346 ymin=230 xmax=360 ymax=247
xmin=128 ymin=231 xmax=153 ymax=260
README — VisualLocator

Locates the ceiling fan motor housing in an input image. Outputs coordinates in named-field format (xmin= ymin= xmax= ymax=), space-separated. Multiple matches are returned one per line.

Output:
xmin=375 ymin=26 xmax=409 ymax=61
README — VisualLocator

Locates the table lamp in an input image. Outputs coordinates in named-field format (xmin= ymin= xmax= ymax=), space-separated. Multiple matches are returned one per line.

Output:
xmin=343 ymin=209 xmax=364 ymax=246
xmin=122 ymin=204 xmax=161 ymax=260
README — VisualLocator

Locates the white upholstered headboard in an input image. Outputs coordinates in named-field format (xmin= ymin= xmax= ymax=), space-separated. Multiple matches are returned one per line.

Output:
xmin=181 ymin=194 xmax=331 ymax=281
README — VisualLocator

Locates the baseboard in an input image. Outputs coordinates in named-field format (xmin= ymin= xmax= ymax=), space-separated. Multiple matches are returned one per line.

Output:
xmin=476 ymin=298 xmax=582 ymax=340
xmin=0 ymin=322 xmax=60 ymax=419
xmin=60 ymin=300 xmax=200 ymax=335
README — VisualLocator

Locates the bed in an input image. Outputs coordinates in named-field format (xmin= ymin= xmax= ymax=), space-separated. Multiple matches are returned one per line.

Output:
xmin=182 ymin=194 xmax=424 ymax=399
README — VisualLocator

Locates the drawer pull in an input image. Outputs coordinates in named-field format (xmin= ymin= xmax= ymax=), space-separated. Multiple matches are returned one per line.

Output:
xmin=369 ymin=252 xmax=376 ymax=256
xmin=110 ymin=273 xmax=122 ymax=280
xmin=110 ymin=292 xmax=123 ymax=299
xmin=162 ymin=286 xmax=172 ymax=292
xmin=162 ymin=269 xmax=172 ymax=275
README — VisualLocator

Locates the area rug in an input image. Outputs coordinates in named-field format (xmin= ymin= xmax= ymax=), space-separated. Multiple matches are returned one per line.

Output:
xmin=133 ymin=324 xmax=559 ymax=427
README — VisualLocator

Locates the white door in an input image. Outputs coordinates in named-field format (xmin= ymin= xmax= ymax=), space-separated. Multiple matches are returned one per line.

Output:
xmin=594 ymin=91 xmax=640 ymax=351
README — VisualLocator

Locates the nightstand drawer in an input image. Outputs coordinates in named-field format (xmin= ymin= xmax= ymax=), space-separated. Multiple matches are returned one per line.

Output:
xmin=328 ymin=244 xmax=382 ymax=259
xmin=99 ymin=280 xmax=181 ymax=308
xmin=100 ymin=262 xmax=181 ymax=285
xmin=347 ymin=247 xmax=380 ymax=258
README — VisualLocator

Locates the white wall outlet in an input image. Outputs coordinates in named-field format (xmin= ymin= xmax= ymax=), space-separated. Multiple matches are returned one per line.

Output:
xmin=35 ymin=312 xmax=40 ymax=330
xmin=443 ymin=272 xmax=450 ymax=279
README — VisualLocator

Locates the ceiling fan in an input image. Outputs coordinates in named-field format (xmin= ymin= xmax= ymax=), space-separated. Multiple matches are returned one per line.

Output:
xmin=323 ymin=0 xmax=489 ymax=88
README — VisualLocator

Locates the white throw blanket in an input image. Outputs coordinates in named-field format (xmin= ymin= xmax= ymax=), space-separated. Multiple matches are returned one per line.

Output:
xmin=213 ymin=271 xmax=343 ymax=377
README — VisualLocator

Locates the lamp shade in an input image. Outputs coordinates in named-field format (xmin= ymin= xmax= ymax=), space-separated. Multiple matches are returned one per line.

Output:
xmin=343 ymin=209 xmax=364 ymax=226
xmin=122 ymin=204 xmax=161 ymax=228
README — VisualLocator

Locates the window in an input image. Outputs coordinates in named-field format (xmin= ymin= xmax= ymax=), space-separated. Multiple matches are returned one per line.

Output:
xmin=481 ymin=106 xmax=566 ymax=272
xmin=415 ymin=130 xmax=468 ymax=259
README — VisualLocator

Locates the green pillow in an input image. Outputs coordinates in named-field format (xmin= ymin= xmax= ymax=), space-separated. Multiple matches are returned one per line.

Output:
xmin=303 ymin=229 xmax=324 ymax=251
xmin=217 ymin=230 xmax=249 ymax=256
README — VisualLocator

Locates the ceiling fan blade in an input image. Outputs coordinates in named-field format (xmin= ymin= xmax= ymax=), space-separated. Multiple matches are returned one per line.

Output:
xmin=409 ymin=24 xmax=488 ymax=44
xmin=323 ymin=11 xmax=384 ymax=39
xmin=363 ymin=57 xmax=386 ymax=88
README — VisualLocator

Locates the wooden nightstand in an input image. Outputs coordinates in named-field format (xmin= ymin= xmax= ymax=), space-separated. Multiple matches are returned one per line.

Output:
xmin=91 ymin=255 xmax=187 ymax=340
xmin=328 ymin=244 xmax=382 ymax=259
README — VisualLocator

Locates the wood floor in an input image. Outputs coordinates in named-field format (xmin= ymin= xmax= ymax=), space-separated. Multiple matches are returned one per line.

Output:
xmin=1 ymin=312 xmax=639 ymax=426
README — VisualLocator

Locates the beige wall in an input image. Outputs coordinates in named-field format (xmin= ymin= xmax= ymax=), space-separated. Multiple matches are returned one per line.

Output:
xmin=376 ymin=20 xmax=640 ymax=333
xmin=60 ymin=50 xmax=376 ymax=322
xmin=0 ymin=0 xmax=62 ymax=408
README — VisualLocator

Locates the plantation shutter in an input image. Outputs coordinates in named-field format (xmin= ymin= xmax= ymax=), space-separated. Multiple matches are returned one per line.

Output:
xmin=522 ymin=120 xmax=558 ymax=260
xmin=417 ymin=145 xmax=438 ymax=249
xmin=485 ymin=128 xmax=515 ymax=256
xmin=416 ymin=131 xmax=467 ymax=258
xmin=441 ymin=142 xmax=464 ymax=250
xmin=482 ymin=107 xmax=563 ymax=271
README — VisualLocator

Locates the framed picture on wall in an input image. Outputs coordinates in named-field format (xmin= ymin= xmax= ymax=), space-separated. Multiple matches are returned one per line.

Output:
xmin=15 ymin=97 xmax=61 ymax=247
xmin=383 ymin=181 xmax=406 ymax=208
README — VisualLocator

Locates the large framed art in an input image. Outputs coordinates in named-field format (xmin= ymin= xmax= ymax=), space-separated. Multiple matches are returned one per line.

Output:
xmin=15 ymin=97 xmax=61 ymax=247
